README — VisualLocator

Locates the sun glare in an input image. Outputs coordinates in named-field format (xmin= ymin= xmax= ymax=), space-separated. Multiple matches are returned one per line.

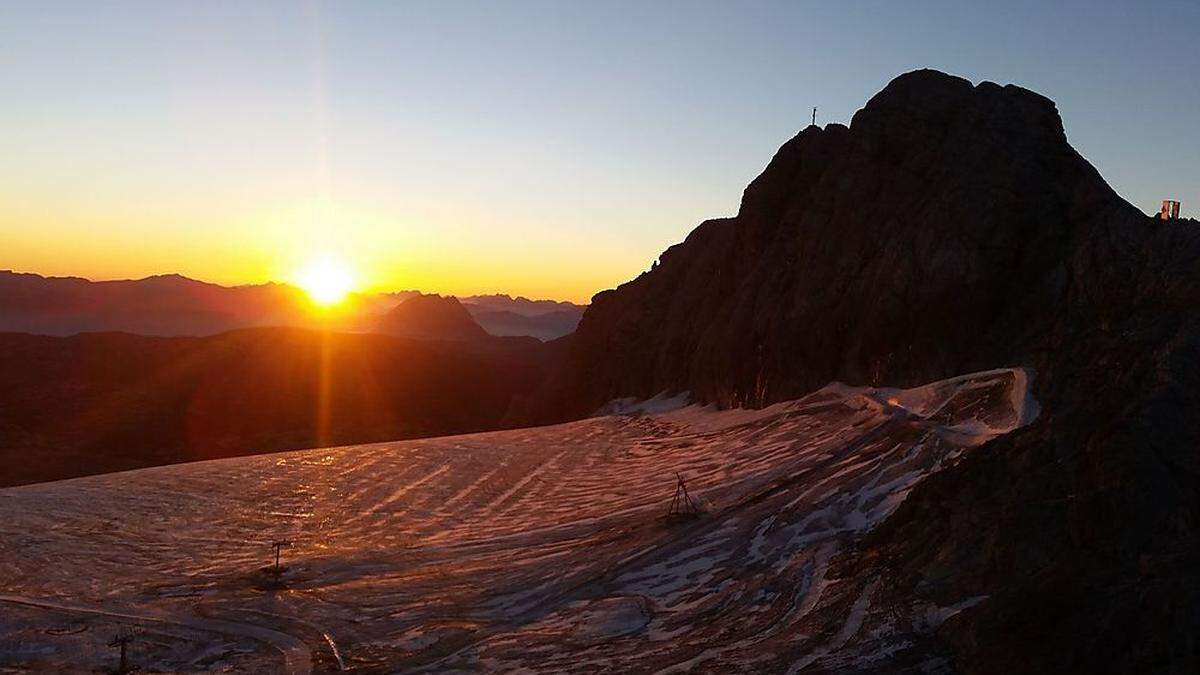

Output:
xmin=296 ymin=258 xmax=355 ymax=305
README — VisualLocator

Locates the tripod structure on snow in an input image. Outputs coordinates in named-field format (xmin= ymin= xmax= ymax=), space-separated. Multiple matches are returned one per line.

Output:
xmin=666 ymin=472 xmax=701 ymax=521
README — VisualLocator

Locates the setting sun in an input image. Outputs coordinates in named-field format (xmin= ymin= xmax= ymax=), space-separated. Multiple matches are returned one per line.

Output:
xmin=296 ymin=257 xmax=355 ymax=305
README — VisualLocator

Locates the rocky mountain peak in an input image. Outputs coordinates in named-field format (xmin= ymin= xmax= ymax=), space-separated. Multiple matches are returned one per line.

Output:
xmin=515 ymin=69 xmax=1200 ymax=671
xmin=376 ymin=293 xmax=490 ymax=341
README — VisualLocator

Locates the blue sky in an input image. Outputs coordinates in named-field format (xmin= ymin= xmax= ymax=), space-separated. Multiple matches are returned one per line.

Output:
xmin=1 ymin=1 xmax=1196 ymax=301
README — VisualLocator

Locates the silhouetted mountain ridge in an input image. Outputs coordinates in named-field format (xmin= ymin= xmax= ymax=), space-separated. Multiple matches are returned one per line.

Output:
xmin=374 ymin=294 xmax=490 ymax=341
xmin=0 ymin=270 xmax=313 ymax=336
xmin=521 ymin=69 xmax=1199 ymax=672
xmin=0 ymin=271 xmax=584 ymax=340
xmin=459 ymin=293 xmax=583 ymax=316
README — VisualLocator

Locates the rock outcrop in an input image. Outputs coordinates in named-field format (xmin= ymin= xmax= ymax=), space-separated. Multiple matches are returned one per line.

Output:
xmin=526 ymin=70 xmax=1200 ymax=671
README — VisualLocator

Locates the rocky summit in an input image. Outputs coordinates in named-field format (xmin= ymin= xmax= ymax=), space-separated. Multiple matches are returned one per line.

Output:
xmin=524 ymin=69 xmax=1200 ymax=672
xmin=375 ymin=293 xmax=491 ymax=341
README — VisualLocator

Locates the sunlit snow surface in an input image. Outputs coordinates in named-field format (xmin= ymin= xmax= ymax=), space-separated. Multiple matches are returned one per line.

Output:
xmin=0 ymin=368 xmax=1036 ymax=673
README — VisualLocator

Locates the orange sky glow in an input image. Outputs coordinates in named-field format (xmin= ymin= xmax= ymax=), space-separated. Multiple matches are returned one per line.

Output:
xmin=0 ymin=196 xmax=654 ymax=304
xmin=4 ymin=4 xmax=1193 ymax=304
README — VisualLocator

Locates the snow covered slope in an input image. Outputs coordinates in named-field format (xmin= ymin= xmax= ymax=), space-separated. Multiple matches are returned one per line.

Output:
xmin=0 ymin=368 xmax=1035 ymax=673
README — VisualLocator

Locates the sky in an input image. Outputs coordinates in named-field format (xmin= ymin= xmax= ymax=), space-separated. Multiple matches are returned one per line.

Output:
xmin=1 ymin=1 xmax=1197 ymax=303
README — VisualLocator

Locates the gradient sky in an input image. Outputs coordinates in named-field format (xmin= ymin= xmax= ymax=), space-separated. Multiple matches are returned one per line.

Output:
xmin=2 ymin=1 xmax=1197 ymax=302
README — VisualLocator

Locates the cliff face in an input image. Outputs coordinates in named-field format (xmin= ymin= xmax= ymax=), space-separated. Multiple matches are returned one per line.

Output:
xmin=535 ymin=70 xmax=1151 ymax=420
xmin=529 ymin=70 xmax=1200 ymax=671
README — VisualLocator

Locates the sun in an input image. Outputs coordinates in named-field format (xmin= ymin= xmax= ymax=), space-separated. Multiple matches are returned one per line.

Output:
xmin=296 ymin=257 xmax=355 ymax=306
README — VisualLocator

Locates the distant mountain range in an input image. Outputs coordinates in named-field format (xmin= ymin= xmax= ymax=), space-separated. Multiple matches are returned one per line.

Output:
xmin=458 ymin=293 xmax=582 ymax=315
xmin=458 ymin=294 xmax=585 ymax=340
xmin=0 ymin=271 xmax=313 ymax=336
xmin=0 ymin=270 xmax=585 ymax=341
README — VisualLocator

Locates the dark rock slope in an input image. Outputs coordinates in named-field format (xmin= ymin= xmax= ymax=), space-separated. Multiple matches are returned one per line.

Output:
xmin=528 ymin=70 xmax=1199 ymax=671
xmin=0 ymin=327 xmax=550 ymax=487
